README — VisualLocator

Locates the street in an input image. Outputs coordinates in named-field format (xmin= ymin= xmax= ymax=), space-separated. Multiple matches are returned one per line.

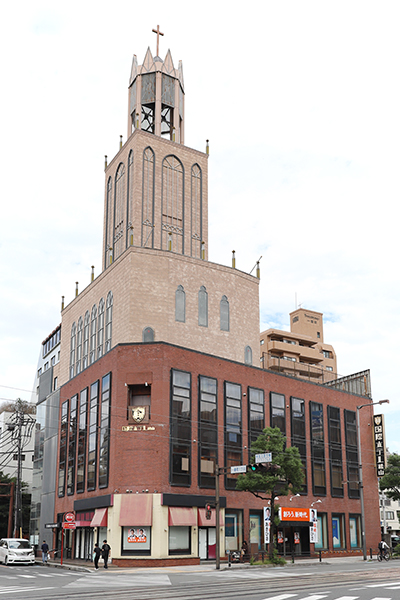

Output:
xmin=0 ymin=558 xmax=399 ymax=600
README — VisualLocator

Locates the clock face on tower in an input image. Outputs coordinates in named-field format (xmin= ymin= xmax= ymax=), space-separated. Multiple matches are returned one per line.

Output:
xmin=131 ymin=406 xmax=146 ymax=423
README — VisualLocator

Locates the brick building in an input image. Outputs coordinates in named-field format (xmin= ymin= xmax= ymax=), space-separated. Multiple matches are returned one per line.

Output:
xmin=31 ymin=36 xmax=381 ymax=564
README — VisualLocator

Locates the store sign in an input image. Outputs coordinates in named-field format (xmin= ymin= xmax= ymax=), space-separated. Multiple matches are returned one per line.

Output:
xmin=122 ymin=425 xmax=156 ymax=432
xmin=373 ymin=414 xmax=386 ymax=477
xmin=309 ymin=510 xmax=318 ymax=543
xmin=280 ymin=507 xmax=311 ymax=522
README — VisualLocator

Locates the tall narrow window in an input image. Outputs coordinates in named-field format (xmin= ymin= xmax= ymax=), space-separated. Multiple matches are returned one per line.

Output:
xmin=162 ymin=155 xmax=184 ymax=254
xmin=69 ymin=323 xmax=76 ymax=379
xmin=83 ymin=311 xmax=90 ymax=370
xmin=198 ymin=286 xmax=208 ymax=327
xmin=244 ymin=346 xmax=252 ymax=365
xmin=191 ymin=164 xmax=202 ymax=257
xmin=99 ymin=373 xmax=111 ymax=488
xmin=126 ymin=151 xmax=134 ymax=247
xmin=143 ymin=327 xmax=154 ymax=342
xmin=170 ymin=370 xmax=191 ymax=485
xmin=97 ymin=299 xmax=104 ymax=359
xmin=67 ymin=395 xmax=78 ymax=495
xmin=87 ymin=381 xmax=99 ymax=491
xmin=328 ymin=406 xmax=343 ymax=497
xmin=270 ymin=392 xmax=285 ymax=434
xmin=90 ymin=305 xmax=97 ymax=365
xmin=105 ymin=291 xmax=113 ymax=353
xmin=142 ymin=147 xmax=155 ymax=248
xmin=344 ymin=410 xmax=360 ymax=499
xmin=248 ymin=387 xmax=264 ymax=451
xmin=220 ymin=296 xmax=229 ymax=332
xmin=175 ymin=285 xmax=186 ymax=322
xmin=310 ymin=402 xmax=326 ymax=496
xmin=76 ymin=317 xmax=83 ymax=375
xmin=198 ymin=376 xmax=217 ymax=488
xmin=58 ymin=400 xmax=69 ymax=497
xmin=104 ymin=177 xmax=113 ymax=269
xmin=225 ymin=382 xmax=242 ymax=490
xmin=113 ymin=163 xmax=126 ymax=261
xmin=291 ymin=397 xmax=307 ymax=494
xmin=76 ymin=388 xmax=88 ymax=493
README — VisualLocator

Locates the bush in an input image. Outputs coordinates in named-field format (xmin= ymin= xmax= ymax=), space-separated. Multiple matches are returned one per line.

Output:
xmin=393 ymin=544 xmax=400 ymax=556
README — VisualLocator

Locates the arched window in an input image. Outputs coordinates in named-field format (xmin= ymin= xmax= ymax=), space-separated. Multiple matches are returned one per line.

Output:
xmin=191 ymin=164 xmax=202 ymax=258
xmin=104 ymin=177 xmax=113 ymax=269
xmin=143 ymin=327 xmax=155 ymax=343
xmin=126 ymin=150 xmax=134 ymax=247
xmin=105 ymin=291 xmax=113 ymax=352
xmin=90 ymin=305 xmax=97 ymax=365
xmin=175 ymin=285 xmax=186 ymax=322
xmin=97 ymin=298 xmax=105 ymax=359
xmin=162 ymin=155 xmax=184 ymax=254
xmin=70 ymin=322 xmax=76 ymax=379
xmin=113 ymin=163 xmax=126 ymax=262
xmin=83 ymin=311 xmax=90 ymax=369
xmin=76 ymin=317 xmax=83 ymax=375
xmin=142 ymin=147 xmax=155 ymax=248
xmin=244 ymin=346 xmax=253 ymax=365
xmin=198 ymin=286 xmax=208 ymax=327
xmin=220 ymin=295 xmax=229 ymax=331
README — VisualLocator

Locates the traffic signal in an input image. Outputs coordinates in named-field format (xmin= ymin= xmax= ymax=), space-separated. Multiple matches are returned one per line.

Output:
xmin=248 ymin=463 xmax=268 ymax=473
xmin=205 ymin=502 xmax=212 ymax=520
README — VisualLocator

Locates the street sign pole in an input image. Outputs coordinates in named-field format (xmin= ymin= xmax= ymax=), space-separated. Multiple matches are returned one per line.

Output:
xmin=216 ymin=464 xmax=220 ymax=570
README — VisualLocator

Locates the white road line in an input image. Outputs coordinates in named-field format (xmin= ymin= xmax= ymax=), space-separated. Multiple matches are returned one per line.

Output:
xmin=261 ymin=595 xmax=298 ymax=600
xmin=19 ymin=574 xmax=36 ymax=578
xmin=386 ymin=586 xmax=400 ymax=590
xmin=300 ymin=596 xmax=329 ymax=600
xmin=367 ymin=582 xmax=400 ymax=588
xmin=0 ymin=587 xmax=55 ymax=595
xmin=334 ymin=597 xmax=359 ymax=600
xmin=370 ymin=597 xmax=394 ymax=600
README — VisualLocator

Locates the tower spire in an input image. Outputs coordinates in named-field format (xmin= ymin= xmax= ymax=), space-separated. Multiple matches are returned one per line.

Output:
xmin=152 ymin=25 xmax=164 ymax=57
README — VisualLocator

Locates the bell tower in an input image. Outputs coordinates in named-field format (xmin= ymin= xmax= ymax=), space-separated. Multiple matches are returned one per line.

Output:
xmin=127 ymin=26 xmax=185 ymax=144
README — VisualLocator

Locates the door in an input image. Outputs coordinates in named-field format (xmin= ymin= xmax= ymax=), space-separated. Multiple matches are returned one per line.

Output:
xmin=199 ymin=528 xmax=207 ymax=559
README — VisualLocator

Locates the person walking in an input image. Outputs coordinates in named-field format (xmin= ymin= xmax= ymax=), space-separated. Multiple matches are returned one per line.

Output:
xmin=41 ymin=540 xmax=49 ymax=565
xmin=93 ymin=543 xmax=101 ymax=570
xmin=101 ymin=540 xmax=111 ymax=569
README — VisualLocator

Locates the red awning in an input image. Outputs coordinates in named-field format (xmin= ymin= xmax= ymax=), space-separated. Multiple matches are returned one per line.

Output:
xmin=119 ymin=494 xmax=152 ymax=526
xmin=198 ymin=508 xmax=224 ymax=527
xmin=168 ymin=507 xmax=197 ymax=526
xmin=90 ymin=508 xmax=108 ymax=528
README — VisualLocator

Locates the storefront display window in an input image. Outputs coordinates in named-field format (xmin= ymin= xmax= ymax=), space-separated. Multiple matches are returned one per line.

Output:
xmin=169 ymin=526 xmax=191 ymax=555
xmin=122 ymin=526 xmax=151 ymax=554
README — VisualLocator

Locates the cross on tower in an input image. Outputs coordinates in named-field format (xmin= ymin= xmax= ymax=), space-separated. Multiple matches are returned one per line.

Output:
xmin=152 ymin=25 xmax=164 ymax=57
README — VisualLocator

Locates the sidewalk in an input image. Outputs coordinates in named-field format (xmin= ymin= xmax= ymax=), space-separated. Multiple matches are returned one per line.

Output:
xmin=39 ymin=554 xmax=367 ymax=574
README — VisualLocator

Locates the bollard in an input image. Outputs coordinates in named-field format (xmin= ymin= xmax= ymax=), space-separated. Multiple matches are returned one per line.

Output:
xmin=319 ymin=550 xmax=322 ymax=562
xmin=228 ymin=551 xmax=231 ymax=567
xmin=292 ymin=549 xmax=295 ymax=564
xmin=370 ymin=547 xmax=372 ymax=560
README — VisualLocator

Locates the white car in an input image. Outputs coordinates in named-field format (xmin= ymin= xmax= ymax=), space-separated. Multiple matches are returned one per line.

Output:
xmin=0 ymin=538 xmax=35 ymax=565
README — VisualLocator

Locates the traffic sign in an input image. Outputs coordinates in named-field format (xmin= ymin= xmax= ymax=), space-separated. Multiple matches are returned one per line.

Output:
xmin=62 ymin=522 xmax=76 ymax=529
xmin=64 ymin=512 xmax=75 ymax=523
xmin=230 ymin=465 xmax=247 ymax=474
xmin=255 ymin=453 xmax=272 ymax=463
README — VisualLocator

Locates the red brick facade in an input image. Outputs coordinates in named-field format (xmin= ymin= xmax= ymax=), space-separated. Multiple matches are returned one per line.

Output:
xmin=54 ymin=341 xmax=381 ymax=563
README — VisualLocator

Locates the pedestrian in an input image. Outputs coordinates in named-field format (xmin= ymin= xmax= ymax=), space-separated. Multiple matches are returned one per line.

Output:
xmin=101 ymin=539 xmax=111 ymax=569
xmin=93 ymin=543 xmax=102 ymax=570
xmin=41 ymin=540 xmax=49 ymax=565
xmin=378 ymin=539 xmax=389 ymax=559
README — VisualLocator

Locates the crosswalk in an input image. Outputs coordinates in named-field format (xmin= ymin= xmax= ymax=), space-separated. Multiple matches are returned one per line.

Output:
xmin=262 ymin=593 xmax=398 ymax=600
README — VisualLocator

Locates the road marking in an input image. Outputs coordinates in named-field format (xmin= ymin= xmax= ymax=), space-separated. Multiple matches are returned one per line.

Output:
xmin=19 ymin=574 xmax=36 ymax=578
xmin=334 ymin=597 xmax=359 ymax=600
xmin=0 ymin=587 xmax=56 ymax=595
xmin=261 ymin=595 xmax=298 ymax=600
xmin=66 ymin=574 xmax=172 ymax=587
xmin=367 ymin=582 xmax=400 ymax=588
xmin=370 ymin=597 xmax=394 ymax=599
xmin=300 ymin=596 xmax=329 ymax=600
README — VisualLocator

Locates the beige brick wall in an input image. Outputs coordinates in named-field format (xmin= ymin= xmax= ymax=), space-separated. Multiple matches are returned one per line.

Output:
xmin=59 ymin=246 xmax=260 ymax=386
xmin=102 ymin=129 xmax=209 ymax=268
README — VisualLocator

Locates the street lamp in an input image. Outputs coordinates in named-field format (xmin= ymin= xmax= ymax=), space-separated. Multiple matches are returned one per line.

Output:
xmin=357 ymin=399 xmax=389 ymax=561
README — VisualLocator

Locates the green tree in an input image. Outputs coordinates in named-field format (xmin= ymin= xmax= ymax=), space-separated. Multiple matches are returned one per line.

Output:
xmin=236 ymin=427 xmax=304 ymax=555
xmin=379 ymin=453 xmax=400 ymax=500
xmin=0 ymin=471 xmax=31 ymax=538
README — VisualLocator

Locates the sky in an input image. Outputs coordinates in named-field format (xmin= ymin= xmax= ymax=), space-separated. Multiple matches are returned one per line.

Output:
xmin=1 ymin=1 xmax=399 ymax=448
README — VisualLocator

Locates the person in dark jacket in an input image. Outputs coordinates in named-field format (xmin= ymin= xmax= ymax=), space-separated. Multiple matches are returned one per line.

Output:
xmin=101 ymin=540 xmax=111 ymax=569
xmin=41 ymin=540 xmax=49 ymax=565
xmin=93 ymin=543 xmax=102 ymax=570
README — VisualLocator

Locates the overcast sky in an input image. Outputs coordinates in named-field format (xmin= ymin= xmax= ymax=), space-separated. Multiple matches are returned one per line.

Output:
xmin=1 ymin=1 xmax=399 ymax=450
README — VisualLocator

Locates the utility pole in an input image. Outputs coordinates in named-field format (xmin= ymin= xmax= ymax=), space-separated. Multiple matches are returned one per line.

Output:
xmin=7 ymin=400 xmax=35 ymax=537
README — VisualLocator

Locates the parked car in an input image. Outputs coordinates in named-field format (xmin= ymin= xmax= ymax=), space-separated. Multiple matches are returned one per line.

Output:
xmin=0 ymin=538 xmax=35 ymax=565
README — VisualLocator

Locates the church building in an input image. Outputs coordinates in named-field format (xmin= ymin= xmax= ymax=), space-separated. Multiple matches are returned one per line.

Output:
xmin=30 ymin=31 xmax=381 ymax=565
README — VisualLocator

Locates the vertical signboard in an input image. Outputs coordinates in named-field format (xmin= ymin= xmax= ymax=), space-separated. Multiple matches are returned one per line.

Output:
xmin=373 ymin=414 xmax=386 ymax=477
xmin=263 ymin=506 xmax=270 ymax=544
xmin=309 ymin=509 xmax=318 ymax=543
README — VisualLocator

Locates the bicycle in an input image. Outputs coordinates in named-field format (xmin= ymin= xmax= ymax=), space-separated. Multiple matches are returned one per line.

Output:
xmin=377 ymin=548 xmax=390 ymax=561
